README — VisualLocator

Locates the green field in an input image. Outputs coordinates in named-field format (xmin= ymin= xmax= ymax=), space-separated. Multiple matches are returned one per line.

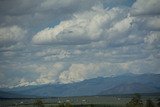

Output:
xmin=0 ymin=95 xmax=159 ymax=107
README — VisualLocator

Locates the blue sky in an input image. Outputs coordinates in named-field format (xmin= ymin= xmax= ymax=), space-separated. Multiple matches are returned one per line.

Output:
xmin=0 ymin=0 xmax=160 ymax=88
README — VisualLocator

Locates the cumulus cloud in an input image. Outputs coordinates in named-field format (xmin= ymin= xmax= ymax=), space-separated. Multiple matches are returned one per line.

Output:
xmin=144 ymin=31 xmax=160 ymax=49
xmin=0 ymin=0 xmax=101 ymax=30
xmin=106 ymin=16 xmax=134 ymax=39
xmin=32 ymin=6 xmax=130 ymax=45
xmin=35 ymin=48 xmax=70 ymax=58
xmin=58 ymin=62 xmax=132 ymax=84
xmin=0 ymin=25 xmax=26 ymax=47
xmin=131 ymin=0 xmax=160 ymax=15
xmin=0 ymin=0 xmax=160 ymax=88
xmin=58 ymin=61 xmax=159 ymax=84
xmin=0 ymin=62 xmax=65 ymax=87
xmin=15 ymin=78 xmax=31 ymax=87
xmin=145 ymin=16 xmax=160 ymax=30
xmin=59 ymin=63 xmax=99 ymax=83
xmin=32 ymin=6 xmax=105 ymax=45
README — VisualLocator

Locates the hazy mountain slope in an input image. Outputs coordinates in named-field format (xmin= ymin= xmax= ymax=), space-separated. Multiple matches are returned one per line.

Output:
xmin=1 ymin=73 xmax=160 ymax=97
xmin=0 ymin=90 xmax=34 ymax=98
xmin=99 ymin=82 xmax=160 ymax=95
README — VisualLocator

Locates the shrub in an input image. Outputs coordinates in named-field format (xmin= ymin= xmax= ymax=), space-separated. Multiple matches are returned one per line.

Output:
xmin=34 ymin=99 xmax=44 ymax=107
xmin=157 ymin=98 xmax=160 ymax=107
xmin=126 ymin=93 xmax=143 ymax=107
xmin=145 ymin=99 xmax=155 ymax=107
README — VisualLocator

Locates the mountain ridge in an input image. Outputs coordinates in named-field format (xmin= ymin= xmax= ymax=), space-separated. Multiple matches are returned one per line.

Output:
xmin=0 ymin=73 xmax=160 ymax=98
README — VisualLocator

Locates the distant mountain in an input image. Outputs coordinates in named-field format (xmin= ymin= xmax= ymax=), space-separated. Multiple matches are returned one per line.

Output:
xmin=0 ymin=73 xmax=160 ymax=97
xmin=99 ymin=82 xmax=160 ymax=95
xmin=0 ymin=90 xmax=34 ymax=98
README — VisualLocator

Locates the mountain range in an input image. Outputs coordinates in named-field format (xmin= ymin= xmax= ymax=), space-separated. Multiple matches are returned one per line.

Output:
xmin=0 ymin=73 xmax=160 ymax=98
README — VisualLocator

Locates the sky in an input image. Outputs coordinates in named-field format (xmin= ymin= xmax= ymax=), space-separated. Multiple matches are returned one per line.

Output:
xmin=0 ymin=0 xmax=160 ymax=88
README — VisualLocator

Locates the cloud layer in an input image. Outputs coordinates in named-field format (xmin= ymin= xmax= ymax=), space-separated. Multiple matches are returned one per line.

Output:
xmin=0 ymin=0 xmax=160 ymax=87
xmin=0 ymin=26 xmax=26 ymax=47
xmin=131 ymin=0 xmax=160 ymax=15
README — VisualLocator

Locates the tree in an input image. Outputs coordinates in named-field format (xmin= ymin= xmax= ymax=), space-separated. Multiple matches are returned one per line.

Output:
xmin=145 ymin=99 xmax=155 ymax=107
xmin=126 ymin=93 xmax=143 ymax=107
xmin=33 ymin=99 xmax=44 ymax=107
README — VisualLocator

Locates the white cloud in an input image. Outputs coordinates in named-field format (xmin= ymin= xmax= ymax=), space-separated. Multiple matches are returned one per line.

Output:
xmin=42 ymin=50 xmax=70 ymax=61
xmin=144 ymin=31 xmax=160 ymax=48
xmin=146 ymin=16 xmax=160 ymax=30
xmin=107 ymin=16 xmax=134 ymax=38
xmin=8 ymin=63 xmax=63 ymax=86
xmin=16 ymin=78 xmax=30 ymax=87
xmin=59 ymin=63 xmax=100 ymax=83
xmin=0 ymin=0 xmax=101 ymax=32
xmin=32 ymin=6 xmax=128 ymax=45
xmin=39 ymin=0 xmax=75 ymax=10
xmin=58 ymin=62 xmax=133 ymax=84
xmin=1 ymin=0 xmax=160 ymax=88
xmin=0 ymin=25 xmax=26 ymax=46
xmin=35 ymin=48 xmax=70 ymax=59
xmin=131 ymin=0 xmax=160 ymax=15
xmin=36 ymin=72 xmax=56 ymax=84
xmin=53 ymin=63 xmax=64 ymax=70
